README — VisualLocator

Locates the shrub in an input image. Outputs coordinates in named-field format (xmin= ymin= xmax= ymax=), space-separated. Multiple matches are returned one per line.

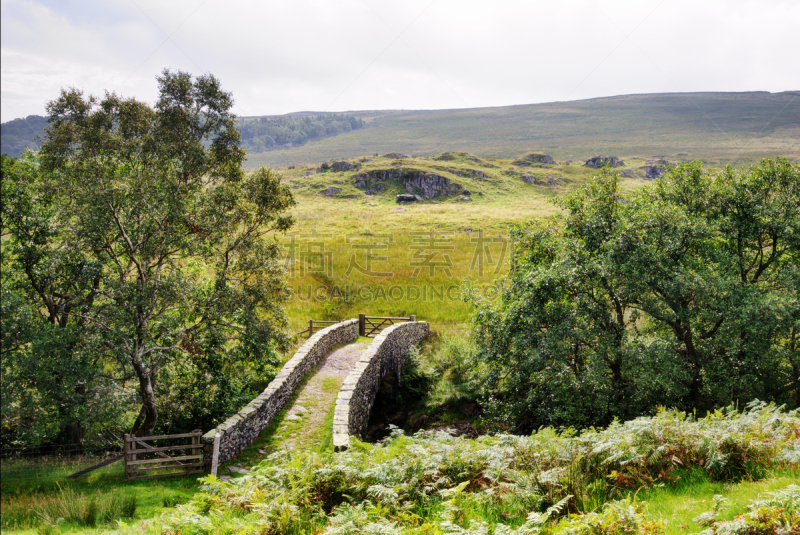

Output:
xmin=158 ymin=403 xmax=798 ymax=533
xmin=471 ymin=159 xmax=800 ymax=432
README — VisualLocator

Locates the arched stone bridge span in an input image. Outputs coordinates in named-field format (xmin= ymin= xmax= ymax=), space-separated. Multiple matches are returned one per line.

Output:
xmin=333 ymin=321 xmax=430 ymax=451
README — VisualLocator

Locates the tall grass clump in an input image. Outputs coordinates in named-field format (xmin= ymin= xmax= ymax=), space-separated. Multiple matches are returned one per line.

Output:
xmin=160 ymin=401 xmax=799 ymax=534
xmin=33 ymin=485 xmax=137 ymax=531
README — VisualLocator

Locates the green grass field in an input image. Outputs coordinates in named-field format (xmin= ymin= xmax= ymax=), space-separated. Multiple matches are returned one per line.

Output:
xmin=274 ymin=151 xmax=668 ymax=333
xmin=245 ymin=91 xmax=800 ymax=169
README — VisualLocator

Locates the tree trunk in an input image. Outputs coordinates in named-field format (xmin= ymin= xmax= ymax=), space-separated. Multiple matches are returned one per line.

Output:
xmin=682 ymin=329 xmax=704 ymax=407
xmin=55 ymin=383 xmax=88 ymax=444
xmin=670 ymin=319 xmax=704 ymax=409
xmin=131 ymin=358 xmax=158 ymax=437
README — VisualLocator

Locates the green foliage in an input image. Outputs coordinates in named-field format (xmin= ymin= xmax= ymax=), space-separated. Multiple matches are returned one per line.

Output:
xmin=366 ymin=346 xmax=440 ymax=435
xmin=162 ymin=493 xmax=183 ymax=507
xmin=1 ymin=152 xmax=125 ymax=445
xmin=549 ymin=498 xmax=665 ymax=535
xmin=395 ymin=347 xmax=439 ymax=407
xmin=158 ymin=403 xmax=799 ymax=533
xmin=1 ymin=70 xmax=296 ymax=441
xmin=470 ymin=159 xmax=800 ymax=432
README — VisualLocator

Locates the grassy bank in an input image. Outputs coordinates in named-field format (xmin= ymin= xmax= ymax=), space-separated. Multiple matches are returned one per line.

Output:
xmin=635 ymin=466 xmax=799 ymax=535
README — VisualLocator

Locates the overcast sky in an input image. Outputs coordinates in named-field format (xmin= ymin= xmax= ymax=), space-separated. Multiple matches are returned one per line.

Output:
xmin=2 ymin=0 xmax=799 ymax=122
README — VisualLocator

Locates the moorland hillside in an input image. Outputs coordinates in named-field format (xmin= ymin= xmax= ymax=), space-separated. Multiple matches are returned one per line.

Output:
xmin=245 ymin=91 xmax=800 ymax=168
xmin=4 ymin=91 xmax=797 ymax=167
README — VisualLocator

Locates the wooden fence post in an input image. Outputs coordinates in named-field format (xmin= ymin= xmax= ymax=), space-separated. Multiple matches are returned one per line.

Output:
xmin=410 ymin=315 xmax=416 ymax=322
xmin=309 ymin=319 xmax=314 ymax=336
xmin=211 ymin=431 xmax=221 ymax=477
xmin=192 ymin=429 xmax=201 ymax=472
xmin=359 ymin=314 xmax=365 ymax=337
xmin=123 ymin=434 xmax=130 ymax=479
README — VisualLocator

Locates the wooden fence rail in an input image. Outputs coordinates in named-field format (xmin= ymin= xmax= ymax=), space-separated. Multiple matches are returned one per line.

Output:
xmin=296 ymin=316 xmax=418 ymax=338
xmin=123 ymin=429 xmax=203 ymax=480
xmin=295 ymin=319 xmax=340 ymax=337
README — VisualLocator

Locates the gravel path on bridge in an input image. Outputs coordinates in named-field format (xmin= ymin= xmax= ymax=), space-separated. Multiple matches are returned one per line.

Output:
xmin=272 ymin=342 xmax=367 ymax=452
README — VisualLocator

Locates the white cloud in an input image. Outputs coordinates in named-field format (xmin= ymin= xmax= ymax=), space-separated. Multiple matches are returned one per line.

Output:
xmin=2 ymin=0 xmax=798 ymax=122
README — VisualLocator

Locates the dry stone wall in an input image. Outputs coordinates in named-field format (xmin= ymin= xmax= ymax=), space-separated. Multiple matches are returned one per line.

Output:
xmin=203 ymin=319 xmax=358 ymax=465
xmin=333 ymin=321 xmax=429 ymax=451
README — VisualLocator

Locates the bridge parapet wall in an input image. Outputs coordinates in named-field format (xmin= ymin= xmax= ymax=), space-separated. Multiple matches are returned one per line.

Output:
xmin=333 ymin=321 xmax=429 ymax=451
xmin=203 ymin=319 xmax=358 ymax=464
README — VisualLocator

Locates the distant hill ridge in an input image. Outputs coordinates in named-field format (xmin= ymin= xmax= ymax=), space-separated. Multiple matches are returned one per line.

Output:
xmin=3 ymin=92 xmax=798 ymax=166
xmin=0 ymin=112 xmax=366 ymax=157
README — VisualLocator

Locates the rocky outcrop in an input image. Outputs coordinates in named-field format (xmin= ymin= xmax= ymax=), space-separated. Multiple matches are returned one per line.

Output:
xmin=513 ymin=153 xmax=555 ymax=166
xmin=464 ymin=169 xmax=487 ymax=179
xmin=354 ymin=168 xmax=461 ymax=199
xmin=397 ymin=194 xmax=422 ymax=203
xmin=382 ymin=152 xmax=409 ymax=159
xmin=203 ymin=320 xmax=358 ymax=465
xmin=322 ymin=187 xmax=341 ymax=196
xmin=320 ymin=160 xmax=361 ymax=172
xmin=333 ymin=321 xmax=429 ymax=451
xmin=332 ymin=161 xmax=354 ymax=172
xmin=521 ymin=174 xmax=564 ymax=186
xmin=365 ymin=183 xmax=385 ymax=195
xmin=585 ymin=156 xmax=625 ymax=168
xmin=641 ymin=160 xmax=669 ymax=179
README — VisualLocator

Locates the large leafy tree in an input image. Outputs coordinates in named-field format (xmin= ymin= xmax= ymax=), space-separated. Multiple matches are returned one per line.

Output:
xmin=3 ymin=70 xmax=295 ymax=439
xmin=2 ymin=152 xmax=115 ymax=445
xmin=472 ymin=159 xmax=800 ymax=432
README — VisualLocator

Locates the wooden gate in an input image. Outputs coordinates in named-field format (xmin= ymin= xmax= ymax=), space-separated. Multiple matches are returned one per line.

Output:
xmin=359 ymin=314 xmax=416 ymax=337
xmin=123 ymin=430 xmax=204 ymax=480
